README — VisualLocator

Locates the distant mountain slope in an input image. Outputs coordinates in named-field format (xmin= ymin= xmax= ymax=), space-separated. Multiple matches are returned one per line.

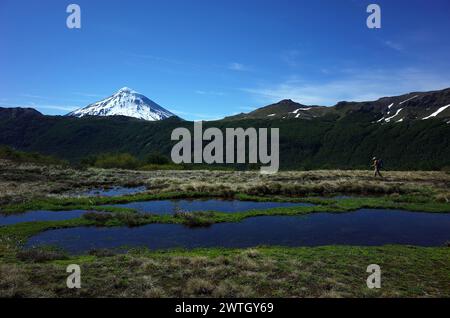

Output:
xmin=68 ymin=87 xmax=176 ymax=121
xmin=1 ymin=105 xmax=450 ymax=170
xmin=224 ymin=99 xmax=332 ymax=120
xmin=0 ymin=107 xmax=184 ymax=160
xmin=227 ymin=88 xmax=450 ymax=123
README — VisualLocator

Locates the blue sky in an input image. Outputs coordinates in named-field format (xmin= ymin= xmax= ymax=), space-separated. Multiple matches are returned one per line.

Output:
xmin=1 ymin=0 xmax=450 ymax=120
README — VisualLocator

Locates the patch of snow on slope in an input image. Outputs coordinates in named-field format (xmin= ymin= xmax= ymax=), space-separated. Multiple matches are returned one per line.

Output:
xmin=399 ymin=95 xmax=418 ymax=105
xmin=386 ymin=103 xmax=395 ymax=115
xmin=384 ymin=108 xmax=403 ymax=122
xmin=267 ymin=113 xmax=276 ymax=117
xmin=291 ymin=108 xmax=312 ymax=114
xmin=422 ymin=104 xmax=450 ymax=120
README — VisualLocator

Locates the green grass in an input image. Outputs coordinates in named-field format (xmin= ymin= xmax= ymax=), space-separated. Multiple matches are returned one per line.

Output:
xmin=1 ymin=245 xmax=448 ymax=297
xmin=1 ymin=164 xmax=449 ymax=298
xmin=2 ymin=190 xmax=449 ymax=215
xmin=0 ymin=191 xmax=449 ymax=298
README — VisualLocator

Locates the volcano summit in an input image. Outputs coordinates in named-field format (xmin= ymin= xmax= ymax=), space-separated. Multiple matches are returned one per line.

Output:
xmin=68 ymin=87 xmax=176 ymax=121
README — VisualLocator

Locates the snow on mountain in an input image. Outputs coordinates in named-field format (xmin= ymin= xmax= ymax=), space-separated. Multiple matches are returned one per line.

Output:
xmin=67 ymin=87 xmax=176 ymax=121
xmin=384 ymin=108 xmax=403 ymax=122
xmin=422 ymin=104 xmax=450 ymax=120
xmin=399 ymin=95 xmax=419 ymax=105
xmin=291 ymin=108 xmax=312 ymax=114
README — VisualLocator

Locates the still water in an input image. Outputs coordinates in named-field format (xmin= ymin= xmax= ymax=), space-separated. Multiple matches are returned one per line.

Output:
xmin=0 ymin=200 xmax=311 ymax=226
xmin=25 ymin=209 xmax=450 ymax=253
xmin=0 ymin=210 xmax=86 ymax=226
xmin=74 ymin=186 xmax=147 ymax=197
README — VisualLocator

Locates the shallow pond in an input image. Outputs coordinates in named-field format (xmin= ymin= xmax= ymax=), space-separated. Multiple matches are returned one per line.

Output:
xmin=74 ymin=186 xmax=147 ymax=197
xmin=0 ymin=199 xmax=311 ymax=226
xmin=106 ymin=199 xmax=313 ymax=215
xmin=25 ymin=209 xmax=450 ymax=253
xmin=0 ymin=210 xmax=86 ymax=226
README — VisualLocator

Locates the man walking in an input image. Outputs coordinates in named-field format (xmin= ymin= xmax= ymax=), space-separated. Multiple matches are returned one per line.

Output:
xmin=372 ymin=157 xmax=383 ymax=178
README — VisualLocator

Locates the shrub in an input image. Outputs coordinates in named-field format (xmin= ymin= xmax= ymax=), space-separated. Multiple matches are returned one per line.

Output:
xmin=83 ymin=212 xmax=114 ymax=224
xmin=145 ymin=152 xmax=170 ymax=165
xmin=435 ymin=193 xmax=449 ymax=203
xmin=94 ymin=153 xmax=140 ymax=170
xmin=17 ymin=247 xmax=68 ymax=262
xmin=441 ymin=166 xmax=450 ymax=173
xmin=185 ymin=278 xmax=215 ymax=296
xmin=79 ymin=155 xmax=97 ymax=167
xmin=116 ymin=213 xmax=148 ymax=227
xmin=88 ymin=249 xmax=116 ymax=257
xmin=174 ymin=211 xmax=214 ymax=228
xmin=0 ymin=145 xmax=67 ymax=166
xmin=140 ymin=163 xmax=183 ymax=171
xmin=81 ymin=152 xmax=179 ymax=171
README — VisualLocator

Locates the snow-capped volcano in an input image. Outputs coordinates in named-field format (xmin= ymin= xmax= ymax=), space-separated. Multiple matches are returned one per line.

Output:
xmin=67 ymin=87 xmax=176 ymax=121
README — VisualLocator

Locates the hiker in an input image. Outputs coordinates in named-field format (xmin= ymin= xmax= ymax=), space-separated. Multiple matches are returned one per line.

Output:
xmin=372 ymin=157 xmax=383 ymax=178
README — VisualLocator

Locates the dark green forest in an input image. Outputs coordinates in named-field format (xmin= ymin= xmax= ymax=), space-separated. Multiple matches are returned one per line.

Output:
xmin=0 ymin=108 xmax=449 ymax=170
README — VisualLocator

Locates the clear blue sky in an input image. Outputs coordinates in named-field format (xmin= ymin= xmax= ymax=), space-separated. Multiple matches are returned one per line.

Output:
xmin=1 ymin=0 xmax=450 ymax=120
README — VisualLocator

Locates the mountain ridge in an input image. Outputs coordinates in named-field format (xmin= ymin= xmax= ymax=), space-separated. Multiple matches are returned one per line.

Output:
xmin=1 ymin=87 xmax=450 ymax=170
xmin=226 ymin=87 xmax=450 ymax=123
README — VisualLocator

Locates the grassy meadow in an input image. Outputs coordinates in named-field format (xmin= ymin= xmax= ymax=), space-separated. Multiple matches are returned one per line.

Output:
xmin=0 ymin=159 xmax=449 ymax=297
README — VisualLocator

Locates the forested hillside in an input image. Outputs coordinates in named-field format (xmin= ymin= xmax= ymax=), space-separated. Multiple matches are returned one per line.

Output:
xmin=1 ymin=107 xmax=449 ymax=170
